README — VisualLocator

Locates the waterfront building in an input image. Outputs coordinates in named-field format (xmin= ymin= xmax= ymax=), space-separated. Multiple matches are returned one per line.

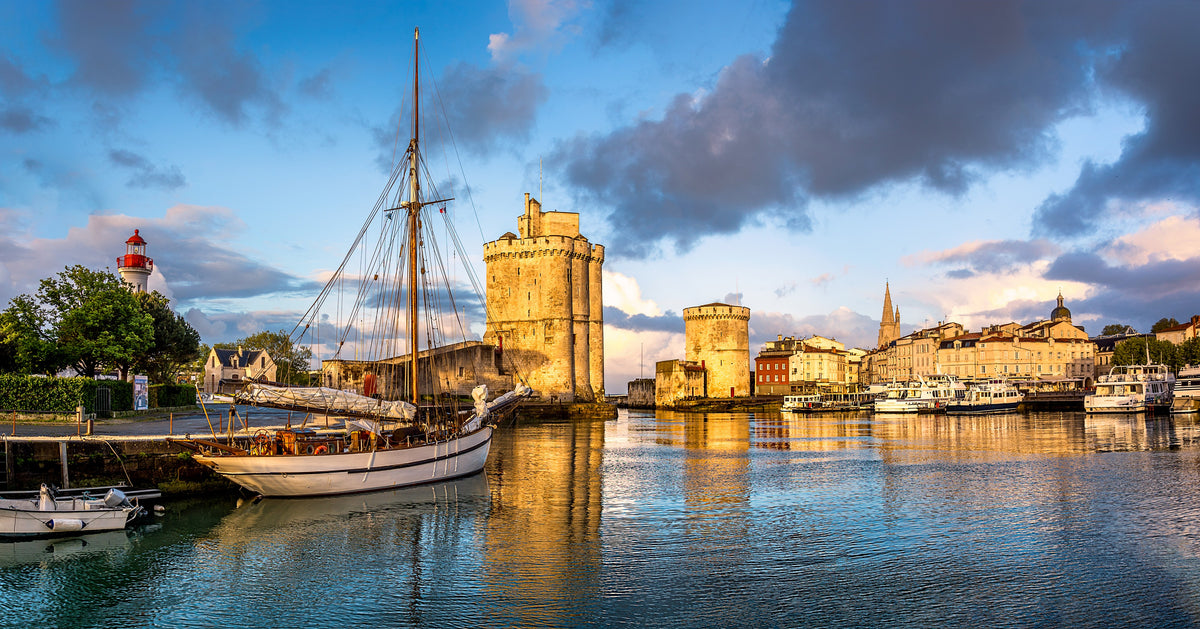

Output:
xmin=754 ymin=335 xmax=857 ymax=395
xmin=483 ymin=193 xmax=605 ymax=402
xmin=684 ymin=303 xmax=750 ymax=398
xmin=1156 ymin=315 xmax=1200 ymax=345
xmin=203 ymin=346 xmax=277 ymax=394
xmin=116 ymin=229 xmax=153 ymax=293
xmin=655 ymin=359 xmax=706 ymax=407
xmin=938 ymin=333 xmax=1095 ymax=383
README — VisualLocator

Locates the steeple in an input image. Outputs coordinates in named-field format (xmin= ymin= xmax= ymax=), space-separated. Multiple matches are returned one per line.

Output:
xmin=877 ymin=282 xmax=901 ymax=348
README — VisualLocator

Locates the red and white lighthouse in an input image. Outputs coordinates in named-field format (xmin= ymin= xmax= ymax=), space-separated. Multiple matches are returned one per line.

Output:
xmin=117 ymin=229 xmax=153 ymax=293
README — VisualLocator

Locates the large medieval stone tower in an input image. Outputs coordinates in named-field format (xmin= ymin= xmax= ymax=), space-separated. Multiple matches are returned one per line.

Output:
xmin=483 ymin=193 xmax=604 ymax=402
xmin=683 ymin=303 xmax=750 ymax=398
xmin=877 ymin=282 xmax=901 ymax=349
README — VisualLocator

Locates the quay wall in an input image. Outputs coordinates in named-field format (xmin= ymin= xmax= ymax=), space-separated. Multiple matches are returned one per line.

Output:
xmin=2 ymin=437 xmax=231 ymax=494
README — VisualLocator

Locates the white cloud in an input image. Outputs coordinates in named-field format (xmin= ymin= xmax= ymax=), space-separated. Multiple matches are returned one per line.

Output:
xmin=603 ymin=326 xmax=683 ymax=393
xmin=603 ymin=269 xmax=662 ymax=316
xmin=489 ymin=0 xmax=589 ymax=62
xmin=1104 ymin=212 xmax=1200 ymax=266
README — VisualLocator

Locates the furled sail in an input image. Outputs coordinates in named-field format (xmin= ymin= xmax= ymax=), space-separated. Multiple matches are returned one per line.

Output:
xmin=237 ymin=382 xmax=417 ymax=420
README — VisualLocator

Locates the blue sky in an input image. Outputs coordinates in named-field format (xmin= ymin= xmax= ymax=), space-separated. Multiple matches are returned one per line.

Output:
xmin=2 ymin=0 xmax=1199 ymax=393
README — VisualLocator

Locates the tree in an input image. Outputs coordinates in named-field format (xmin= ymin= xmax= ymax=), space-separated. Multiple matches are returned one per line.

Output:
xmin=0 ymin=294 xmax=61 ymax=374
xmin=1151 ymin=317 xmax=1180 ymax=333
xmin=1101 ymin=323 xmax=1134 ymax=336
xmin=1113 ymin=337 xmax=1177 ymax=370
xmin=233 ymin=330 xmax=313 ymax=385
xmin=1178 ymin=337 xmax=1200 ymax=369
xmin=131 ymin=291 xmax=202 ymax=383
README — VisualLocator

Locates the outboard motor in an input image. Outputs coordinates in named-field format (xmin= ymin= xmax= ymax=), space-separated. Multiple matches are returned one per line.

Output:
xmin=38 ymin=484 xmax=57 ymax=511
xmin=103 ymin=488 xmax=133 ymax=508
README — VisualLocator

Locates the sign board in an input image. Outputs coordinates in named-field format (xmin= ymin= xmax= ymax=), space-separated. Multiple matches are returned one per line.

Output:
xmin=134 ymin=375 xmax=149 ymax=411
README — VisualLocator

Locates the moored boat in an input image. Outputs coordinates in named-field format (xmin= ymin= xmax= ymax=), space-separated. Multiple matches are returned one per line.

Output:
xmin=0 ymin=485 xmax=143 ymax=539
xmin=781 ymin=394 xmax=822 ymax=413
xmin=1085 ymin=363 xmax=1174 ymax=414
xmin=1171 ymin=365 xmax=1200 ymax=414
xmin=874 ymin=374 xmax=965 ymax=413
xmin=946 ymin=378 xmax=1024 ymax=415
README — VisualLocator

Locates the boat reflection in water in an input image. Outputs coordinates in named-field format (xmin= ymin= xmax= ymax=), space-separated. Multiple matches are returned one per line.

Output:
xmin=0 ymin=529 xmax=131 ymax=567
xmin=210 ymin=474 xmax=490 ymax=535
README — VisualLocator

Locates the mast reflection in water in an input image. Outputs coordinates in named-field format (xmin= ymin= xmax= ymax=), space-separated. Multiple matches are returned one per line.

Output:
xmin=4 ymin=410 xmax=1200 ymax=628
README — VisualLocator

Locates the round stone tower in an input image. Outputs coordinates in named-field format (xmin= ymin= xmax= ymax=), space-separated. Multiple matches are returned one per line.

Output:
xmin=116 ymin=229 xmax=153 ymax=293
xmin=683 ymin=303 xmax=751 ymax=398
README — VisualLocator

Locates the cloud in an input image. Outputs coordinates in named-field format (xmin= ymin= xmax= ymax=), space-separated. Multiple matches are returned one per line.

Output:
xmin=749 ymin=307 xmax=880 ymax=351
xmin=1032 ymin=3 xmax=1200 ymax=237
xmin=108 ymin=149 xmax=186 ymax=190
xmin=550 ymin=1 xmax=1200 ymax=259
xmin=50 ymin=0 xmax=158 ymax=95
xmin=603 ymin=306 xmax=682 ymax=334
xmin=907 ymin=239 xmax=1060 ymax=275
xmin=0 ymin=105 xmax=53 ymax=133
xmin=602 ymin=270 xmax=662 ymax=316
xmin=0 ymin=205 xmax=317 ymax=311
xmin=489 ymin=0 xmax=588 ymax=63
xmin=435 ymin=62 xmax=547 ymax=155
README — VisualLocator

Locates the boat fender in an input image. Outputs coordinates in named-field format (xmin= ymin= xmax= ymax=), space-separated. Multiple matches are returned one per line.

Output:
xmin=47 ymin=519 xmax=86 ymax=532
xmin=314 ymin=445 xmax=328 ymax=455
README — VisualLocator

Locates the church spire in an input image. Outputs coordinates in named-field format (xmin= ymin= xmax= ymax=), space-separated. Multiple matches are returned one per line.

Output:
xmin=878 ymin=282 xmax=901 ymax=348
xmin=882 ymin=282 xmax=894 ymax=324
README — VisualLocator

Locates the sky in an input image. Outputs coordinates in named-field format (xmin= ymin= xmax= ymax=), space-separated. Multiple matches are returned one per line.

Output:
xmin=2 ymin=0 xmax=1200 ymax=394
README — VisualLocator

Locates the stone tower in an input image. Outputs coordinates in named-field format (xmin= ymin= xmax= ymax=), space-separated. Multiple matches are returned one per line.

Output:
xmin=117 ymin=229 xmax=153 ymax=293
xmin=877 ymin=282 xmax=900 ymax=348
xmin=683 ymin=303 xmax=750 ymax=398
xmin=483 ymin=193 xmax=605 ymax=402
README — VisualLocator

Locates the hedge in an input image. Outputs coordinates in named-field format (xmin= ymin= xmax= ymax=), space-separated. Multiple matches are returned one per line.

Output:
xmin=149 ymin=383 xmax=197 ymax=408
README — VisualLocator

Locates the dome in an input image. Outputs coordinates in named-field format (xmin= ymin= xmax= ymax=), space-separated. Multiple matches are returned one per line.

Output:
xmin=125 ymin=229 xmax=146 ymax=245
xmin=1050 ymin=292 xmax=1071 ymax=322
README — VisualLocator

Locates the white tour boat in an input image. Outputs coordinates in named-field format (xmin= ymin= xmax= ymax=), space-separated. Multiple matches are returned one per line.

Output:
xmin=171 ymin=29 xmax=531 ymax=497
xmin=945 ymin=378 xmax=1024 ymax=415
xmin=874 ymin=374 xmax=965 ymax=413
xmin=781 ymin=394 xmax=823 ymax=413
xmin=1085 ymin=363 xmax=1174 ymax=414
xmin=1171 ymin=365 xmax=1200 ymax=414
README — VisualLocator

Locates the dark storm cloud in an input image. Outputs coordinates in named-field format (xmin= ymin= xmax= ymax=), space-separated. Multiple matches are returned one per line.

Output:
xmin=1033 ymin=3 xmax=1200 ymax=237
xmin=553 ymin=0 xmax=1156 ymax=258
xmin=108 ymin=149 xmax=186 ymax=190
xmin=603 ymin=306 xmax=683 ymax=334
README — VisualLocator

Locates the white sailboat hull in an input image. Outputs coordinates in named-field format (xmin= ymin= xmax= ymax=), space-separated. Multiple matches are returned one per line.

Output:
xmin=193 ymin=426 xmax=493 ymax=497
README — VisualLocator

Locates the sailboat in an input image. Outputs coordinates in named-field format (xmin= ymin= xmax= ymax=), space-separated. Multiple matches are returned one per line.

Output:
xmin=171 ymin=28 xmax=531 ymax=497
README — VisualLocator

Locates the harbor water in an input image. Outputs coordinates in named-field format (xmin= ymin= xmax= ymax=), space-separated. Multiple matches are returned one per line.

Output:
xmin=4 ymin=408 xmax=1200 ymax=628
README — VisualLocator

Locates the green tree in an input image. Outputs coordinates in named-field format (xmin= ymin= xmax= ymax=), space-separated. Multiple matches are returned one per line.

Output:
xmin=1178 ymin=337 xmax=1200 ymax=369
xmin=1101 ymin=323 xmax=1134 ymax=336
xmin=130 ymin=291 xmax=202 ymax=383
xmin=233 ymin=330 xmax=313 ymax=385
xmin=1151 ymin=317 xmax=1180 ymax=333
xmin=1113 ymin=337 xmax=1177 ymax=370
xmin=0 ymin=294 xmax=62 ymax=374
xmin=38 ymin=265 xmax=154 ymax=378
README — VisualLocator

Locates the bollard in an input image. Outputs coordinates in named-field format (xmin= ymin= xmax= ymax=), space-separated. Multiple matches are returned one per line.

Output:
xmin=86 ymin=418 xmax=93 ymax=436
xmin=76 ymin=405 xmax=84 ymax=436
xmin=169 ymin=413 xmax=173 ymax=435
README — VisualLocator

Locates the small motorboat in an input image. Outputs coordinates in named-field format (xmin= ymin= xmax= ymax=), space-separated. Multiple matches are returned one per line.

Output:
xmin=0 ymin=484 xmax=144 ymax=538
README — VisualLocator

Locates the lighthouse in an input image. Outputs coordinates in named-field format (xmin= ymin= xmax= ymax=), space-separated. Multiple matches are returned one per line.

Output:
xmin=117 ymin=229 xmax=153 ymax=293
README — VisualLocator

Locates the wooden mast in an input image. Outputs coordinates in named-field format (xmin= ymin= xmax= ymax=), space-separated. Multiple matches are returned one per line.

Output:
xmin=408 ymin=27 xmax=421 ymax=406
